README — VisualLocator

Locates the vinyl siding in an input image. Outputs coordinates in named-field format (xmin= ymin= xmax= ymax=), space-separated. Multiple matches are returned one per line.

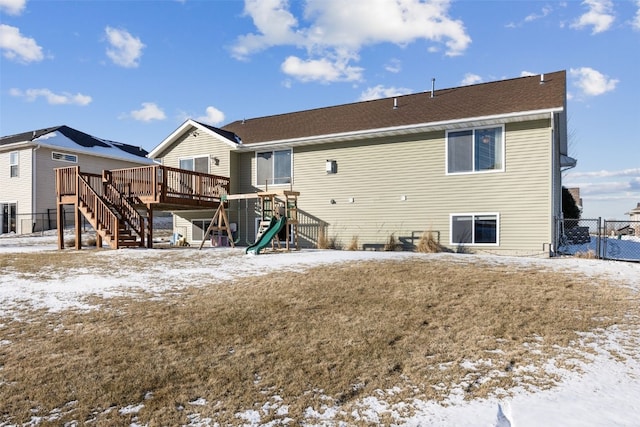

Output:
xmin=159 ymin=127 xmax=232 ymax=178
xmin=0 ymin=147 xmax=33 ymax=233
xmin=159 ymin=129 xmax=237 ymax=244
xmin=233 ymin=118 xmax=554 ymax=255
xmin=1 ymin=144 xmax=152 ymax=234
xmin=165 ymin=118 xmax=555 ymax=254
xmin=35 ymin=147 xmax=150 ymax=212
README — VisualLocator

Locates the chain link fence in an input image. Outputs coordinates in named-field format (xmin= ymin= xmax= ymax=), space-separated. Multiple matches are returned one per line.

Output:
xmin=556 ymin=217 xmax=640 ymax=262
xmin=3 ymin=209 xmax=172 ymax=236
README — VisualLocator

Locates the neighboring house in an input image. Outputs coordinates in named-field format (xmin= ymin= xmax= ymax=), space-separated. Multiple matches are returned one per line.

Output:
xmin=567 ymin=187 xmax=583 ymax=214
xmin=0 ymin=125 xmax=153 ymax=235
xmin=627 ymin=203 xmax=640 ymax=222
xmin=149 ymin=70 xmax=574 ymax=256
xmin=627 ymin=202 xmax=640 ymax=236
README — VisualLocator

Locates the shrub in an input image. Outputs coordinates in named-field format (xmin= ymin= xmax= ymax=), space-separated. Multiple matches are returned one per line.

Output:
xmin=415 ymin=230 xmax=442 ymax=253
xmin=384 ymin=233 xmax=402 ymax=251
xmin=317 ymin=225 xmax=328 ymax=249
xmin=346 ymin=236 xmax=359 ymax=251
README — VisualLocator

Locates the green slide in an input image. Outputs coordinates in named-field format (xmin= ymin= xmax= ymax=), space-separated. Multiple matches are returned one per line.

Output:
xmin=245 ymin=216 xmax=287 ymax=255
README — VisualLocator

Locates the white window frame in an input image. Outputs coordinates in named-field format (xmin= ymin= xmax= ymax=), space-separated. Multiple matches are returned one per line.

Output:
xmin=179 ymin=155 xmax=209 ymax=173
xmin=450 ymin=213 xmax=500 ymax=246
xmin=192 ymin=218 xmax=211 ymax=242
xmin=445 ymin=125 xmax=505 ymax=175
xmin=52 ymin=151 xmax=78 ymax=163
xmin=9 ymin=151 xmax=19 ymax=178
xmin=255 ymin=149 xmax=292 ymax=187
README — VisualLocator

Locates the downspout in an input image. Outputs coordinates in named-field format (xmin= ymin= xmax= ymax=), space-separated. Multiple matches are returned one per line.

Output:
xmin=32 ymin=143 xmax=41 ymax=234
xmin=550 ymin=113 xmax=558 ymax=256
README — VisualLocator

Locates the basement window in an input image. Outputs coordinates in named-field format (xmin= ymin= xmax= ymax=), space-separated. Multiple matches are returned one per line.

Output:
xmin=450 ymin=213 xmax=499 ymax=245
xmin=52 ymin=152 xmax=78 ymax=163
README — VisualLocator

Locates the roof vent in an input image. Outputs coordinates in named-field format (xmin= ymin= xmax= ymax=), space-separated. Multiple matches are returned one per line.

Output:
xmin=540 ymin=73 xmax=545 ymax=84
xmin=431 ymin=78 xmax=435 ymax=98
xmin=393 ymin=98 xmax=398 ymax=109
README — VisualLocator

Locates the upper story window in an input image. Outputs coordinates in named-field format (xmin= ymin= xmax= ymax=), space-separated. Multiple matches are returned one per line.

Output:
xmin=9 ymin=152 xmax=18 ymax=177
xmin=447 ymin=126 xmax=504 ymax=174
xmin=52 ymin=152 xmax=78 ymax=163
xmin=257 ymin=149 xmax=291 ymax=186
xmin=180 ymin=156 xmax=209 ymax=173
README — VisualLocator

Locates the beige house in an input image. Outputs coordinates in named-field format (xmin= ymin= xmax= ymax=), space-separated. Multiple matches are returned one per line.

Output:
xmin=0 ymin=125 xmax=153 ymax=235
xmin=149 ymin=70 xmax=574 ymax=256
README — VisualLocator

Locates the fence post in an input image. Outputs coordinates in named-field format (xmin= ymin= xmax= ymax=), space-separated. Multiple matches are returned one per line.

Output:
xmin=597 ymin=217 xmax=602 ymax=259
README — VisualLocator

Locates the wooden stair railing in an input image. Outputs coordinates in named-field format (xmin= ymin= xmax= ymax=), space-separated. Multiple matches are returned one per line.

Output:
xmin=103 ymin=180 xmax=146 ymax=246
xmin=77 ymin=174 xmax=121 ymax=248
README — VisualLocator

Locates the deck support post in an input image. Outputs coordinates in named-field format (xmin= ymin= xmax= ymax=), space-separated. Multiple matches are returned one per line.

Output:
xmin=146 ymin=205 xmax=153 ymax=248
xmin=57 ymin=202 xmax=64 ymax=250
xmin=74 ymin=200 xmax=82 ymax=250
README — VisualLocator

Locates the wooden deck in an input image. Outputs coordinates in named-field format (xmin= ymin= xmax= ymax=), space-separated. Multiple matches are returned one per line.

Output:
xmin=55 ymin=165 xmax=230 ymax=249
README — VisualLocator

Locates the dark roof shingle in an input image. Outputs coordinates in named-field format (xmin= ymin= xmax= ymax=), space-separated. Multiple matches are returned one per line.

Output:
xmin=222 ymin=71 xmax=565 ymax=145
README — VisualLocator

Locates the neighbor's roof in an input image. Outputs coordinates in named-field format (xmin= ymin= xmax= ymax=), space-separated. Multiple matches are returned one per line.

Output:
xmin=0 ymin=125 xmax=153 ymax=163
xmin=222 ymin=70 xmax=566 ymax=145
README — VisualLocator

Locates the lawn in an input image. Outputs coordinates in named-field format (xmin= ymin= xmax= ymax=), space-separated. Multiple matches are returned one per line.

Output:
xmin=0 ymin=249 xmax=637 ymax=426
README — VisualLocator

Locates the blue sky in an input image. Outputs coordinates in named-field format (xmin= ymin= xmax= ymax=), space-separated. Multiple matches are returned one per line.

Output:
xmin=1 ymin=0 xmax=638 ymax=219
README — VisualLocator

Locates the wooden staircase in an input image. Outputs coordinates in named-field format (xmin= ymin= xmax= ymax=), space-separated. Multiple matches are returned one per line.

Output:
xmin=76 ymin=172 xmax=146 ymax=249
xmin=56 ymin=165 xmax=230 ymax=250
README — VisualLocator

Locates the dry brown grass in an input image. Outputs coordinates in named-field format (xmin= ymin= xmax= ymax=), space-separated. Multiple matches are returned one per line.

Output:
xmin=383 ymin=233 xmax=402 ymax=251
xmin=0 ymin=255 xmax=636 ymax=426
xmin=575 ymin=249 xmax=597 ymax=259
xmin=317 ymin=225 xmax=328 ymax=249
xmin=415 ymin=229 xmax=444 ymax=253
xmin=346 ymin=235 xmax=359 ymax=251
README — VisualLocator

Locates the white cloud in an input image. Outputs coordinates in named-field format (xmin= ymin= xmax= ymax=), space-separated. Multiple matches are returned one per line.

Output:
xmin=105 ymin=26 xmax=145 ymax=68
xmin=571 ymin=0 xmax=615 ymax=34
xmin=10 ymin=87 xmax=92 ymax=105
xmin=461 ymin=73 xmax=482 ymax=86
xmin=520 ymin=71 xmax=537 ymax=77
xmin=0 ymin=24 xmax=43 ymax=63
xmin=128 ymin=103 xmax=166 ymax=122
xmin=524 ymin=5 xmax=553 ymax=22
xmin=633 ymin=0 xmax=640 ymax=30
xmin=358 ymin=85 xmax=412 ymax=101
xmin=0 ymin=0 xmax=26 ymax=15
xmin=281 ymin=54 xmax=363 ymax=83
xmin=195 ymin=106 xmax=225 ymax=126
xmin=569 ymin=67 xmax=618 ymax=96
xmin=232 ymin=0 xmax=471 ymax=83
xmin=566 ymin=168 xmax=640 ymax=179
xmin=385 ymin=58 xmax=401 ymax=74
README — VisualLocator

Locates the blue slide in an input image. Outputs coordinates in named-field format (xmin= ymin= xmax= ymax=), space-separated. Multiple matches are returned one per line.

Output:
xmin=245 ymin=216 xmax=287 ymax=255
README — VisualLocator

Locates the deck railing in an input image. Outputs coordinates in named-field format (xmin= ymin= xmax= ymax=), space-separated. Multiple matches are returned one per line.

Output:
xmin=107 ymin=165 xmax=230 ymax=203
xmin=56 ymin=167 xmax=103 ymax=198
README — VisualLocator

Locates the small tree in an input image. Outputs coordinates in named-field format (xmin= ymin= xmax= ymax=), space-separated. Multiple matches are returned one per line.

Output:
xmin=562 ymin=186 xmax=581 ymax=220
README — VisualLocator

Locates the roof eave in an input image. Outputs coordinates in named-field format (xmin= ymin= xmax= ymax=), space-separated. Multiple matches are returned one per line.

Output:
xmin=148 ymin=119 xmax=240 ymax=159
xmin=33 ymin=142 xmax=154 ymax=164
xmin=234 ymin=107 xmax=563 ymax=150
